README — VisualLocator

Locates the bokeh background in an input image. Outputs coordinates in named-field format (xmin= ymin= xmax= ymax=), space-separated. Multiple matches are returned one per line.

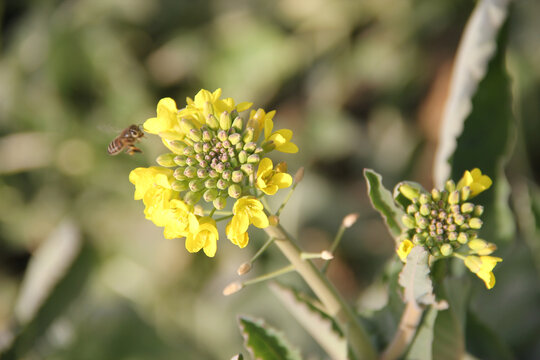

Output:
xmin=1 ymin=0 xmax=539 ymax=359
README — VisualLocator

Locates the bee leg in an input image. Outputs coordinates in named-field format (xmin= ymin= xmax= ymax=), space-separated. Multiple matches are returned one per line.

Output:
xmin=126 ymin=146 xmax=143 ymax=155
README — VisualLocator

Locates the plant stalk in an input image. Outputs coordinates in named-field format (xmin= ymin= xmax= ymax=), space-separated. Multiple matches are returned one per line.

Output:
xmin=264 ymin=224 xmax=377 ymax=360
xmin=380 ymin=302 xmax=423 ymax=360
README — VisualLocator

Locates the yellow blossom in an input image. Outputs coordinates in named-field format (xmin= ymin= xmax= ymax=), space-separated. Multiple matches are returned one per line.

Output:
xmin=457 ymin=168 xmax=492 ymax=197
xmin=129 ymin=166 xmax=174 ymax=200
xmin=467 ymin=238 xmax=497 ymax=256
xmin=256 ymin=158 xmax=293 ymax=195
xmin=226 ymin=197 xmax=269 ymax=248
xmin=185 ymin=216 xmax=219 ymax=257
xmin=143 ymin=98 xmax=184 ymax=141
xmin=464 ymin=255 xmax=502 ymax=289
xmin=247 ymin=108 xmax=298 ymax=153
xmin=162 ymin=199 xmax=195 ymax=239
xmin=397 ymin=239 xmax=414 ymax=262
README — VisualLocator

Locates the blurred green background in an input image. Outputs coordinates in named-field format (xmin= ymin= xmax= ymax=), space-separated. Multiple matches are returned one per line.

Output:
xmin=0 ymin=0 xmax=539 ymax=359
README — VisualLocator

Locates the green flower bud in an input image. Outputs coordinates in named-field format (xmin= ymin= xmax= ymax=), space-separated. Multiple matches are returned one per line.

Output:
xmin=197 ymin=169 xmax=208 ymax=178
xmin=222 ymin=170 xmax=231 ymax=180
xmin=183 ymin=146 xmax=195 ymax=156
xmin=447 ymin=232 xmax=458 ymax=241
xmin=412 ymin=233 xmax=424 ymax=245
xmin=417 ymin=217 xmax=428 ymax=229
xmin=232 ymin=117 xmax=243 ymax=131
xmin=217 ymin=179 xmax=229 ymax=190
xmin=243 ymin=142 xmax=257 ymax=153
xmin=461 ymin=202 xmax=474 ymax=214
xmin=193 ymin=142 xmax=203 ymax=153
xmin=262 ymin=140 xmax=275 ymax=152
xmin=474 ymin=205 xmax=484 ymax=217
xmin=448 ymin=190 xmax=460 ymax=205
xmin=156 ymin=153 xmax=177 ymax=167
xmin=449 ymin=204 xmax=460 ymax=214
xmin=440 ymin=244 xmax=453 ymax=256
xmin=232 ymin=170 xmax=244 ymax=183
xmin=202 ymin=129 xmax=212 ymax=142
xmin=217 ymin=130 xmax=228 ymax=142
xmin=431 ymin=247 xmax=441 ymax=256
xmin=407 ymin=204 xmax=418 ymax=214
xmin=419 ymin=204 xmax=430 ymax=216
xmin=402 ymin=215 xmax=416 ymax=229
xmin=205 ymin=178 xmax=217 ymax=188
xmin=255 ymin=147 xmax=264 ymax=154
xmin=247 ymin=154 xmax=260 ymax=164
xmin=184 ymin=191 xmax=202 ymax=205
xmin=229 ymin=133 xmax=242 ymax=145
xmin=238 ymin=150 xmax=248 ymax=164
xmin=445 ymin=179 xmax=456 ymax=192
xmin=213 ymin=196 xmax=227 ymax=210
xmin=219 ymin=111 xmax=231 ymax=130
xmin=209 ymin=169 xmax=219 ymax=178
xmin=174 ymin=155 xmax=187 ymax=166
xmin=215 ymin=163 xmax=226 ymax=173
xmin=174 ymin=168 xmax=186 ymax=180
xmin=469 ymin=218 xmax=483 ymax=229
xmin=207 ymin=114 xmax=220 ymax=130
xmin=184 ymin=166 xmax=197 ymax=178
xmin=186 ymin=157 xmax=196 ymax=166
xmin=187 ymin=129 xmax=202 ymax=142
xmin=431 ymin=188 xmax=441 ymax=201
xmin=189 ymin=180 xmax=205 ymax=192
xmin=457 ymin=232 xmax=469 ymax=244
xmin=203 ymin=188 xmax=218 ymax=202
xmin=228 ymin=184 xmax=242 ymax=198
xmin=171 ymin=180 xmax=188 ymax=192
xmin=419 ymin=193 xmax=430 ymax=205
xmin=400 ymin=184 xmax=420 ymax=201
xmin=241 ymin=163 xmax=254 ymax=175
xmin=167 ymin=140 xmax=187 ymax=154
xmin=425 ymin=237 xmax=435 ymax=247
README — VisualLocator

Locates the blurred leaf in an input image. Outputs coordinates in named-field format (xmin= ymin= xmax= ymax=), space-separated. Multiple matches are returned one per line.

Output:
xmin=231 ymin=354 xmax=245 ymax=360
xmin=399 ymin=247 xmax=443 ymax=308
xmin=434 ymin=0 xmax=512 ymax=186
xmin=405 ymin=306 xmax=438 ymax=360
xmin=433 ymin=0 xmax=515 ymax=243
xmin=238 ymin=316 xmax=301 ymax=360
xmin=364 ymin=169 xmax=405 ymax=240
xmin=465 ymin=310 xmax=514 ymax=360
xmin=432 ymin=278 xmax=470 ymax=360
xmin=269 ymin=282 xmax=346 ymax=360
xmin=0 ymin=221 xmax=96 ymax=360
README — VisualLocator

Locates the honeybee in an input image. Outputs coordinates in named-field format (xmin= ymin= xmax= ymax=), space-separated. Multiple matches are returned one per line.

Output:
xmin=107 ymin=125 xmax=145 ymax=155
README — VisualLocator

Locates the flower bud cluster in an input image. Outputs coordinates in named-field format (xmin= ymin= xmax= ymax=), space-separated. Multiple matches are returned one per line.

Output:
xmin=400 ymin=180 xmax=485 ymax=258
xmin=158 ymin=112 xmax=267 ymax=209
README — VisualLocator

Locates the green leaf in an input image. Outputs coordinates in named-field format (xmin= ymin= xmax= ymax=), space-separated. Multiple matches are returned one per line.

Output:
xmin=406 ymin=307 xmax=438 ymax=360
xmin=0 ymin=221 xmax=96 ymax=360
xmin=393 ymin=181 xmax=426 ymax=210
xmin=238 ymin=316 xmax=302 ymax=360
xmin=433 ymin=0 xmax=515 ymax=244
xmin=399 ymin=247 xmax=445 ymax=308
xmin=364 ymin=168 xmax=405 ymax=240
xmin=269 ymin=282 xmax=346 ymax=360
xmin=231 ymin=354 xmax=245 ymax=360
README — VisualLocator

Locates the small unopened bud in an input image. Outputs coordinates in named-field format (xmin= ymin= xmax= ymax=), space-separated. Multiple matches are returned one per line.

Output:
xmin=203 ymin=188 xmax=218 ymax=202
xmin=419 ymin=204 xmax=430 ymax=216
xmin=232 ymin=170 xmax=244 ymax=183
xmin=174 ymin=168 xmax=186 ymax=180
xmin=241 ymin=164 xmax=254 ymax=175
xmin=440 ymin=244 xmax=453 ymax=256
xmin=402 ymin=215 xmax=416 ymax=229
xmin=197 ymin=169 xmax=208 ymax=178
xmin=321 ymin=250 xmax=333 ymax=260
xmin=247 ymin=154 xmax=260 ymax=164
xmin=205 ymin=178 xmax=217 ymax=188
xmin=228 ymin=184 xmax=242 ymax=198
xmin=213 ymin=196 xmax=227 ymax=210
xmin=400 ymin=184 xmax=420 ymax=201
xmin=187 ymin=128 xmax=202 ymax=142
xmin=180 ymin=119 xmax=197 ymax=134
xmin=407 ymin=204 xmax=418 ymax=214
xmin=242 ymin=128 xmax=254 ymax=143
xmin=237 ymin=263 xmax=252 ymax=276
xmin=184 ymin=166 xmax=197 ymax=178
xmin=217 ymin=130 xmax=228 ymax=142
xmin=194 ymin=204 xmax=204 ymax=216
xmin=473 ymin=205 xmax=484 ymax=217
xmin=461 ymin=203 xmax=474 ymax=214
xmin=275 ymin=162 xmax=288 ymax=173
xmin=222 ymin=170 xmax=232 ymax=180
xmin=209 ymin=169 xmax=219 ymax=178
xmin=217 ymin=179 xmax=229 ymax=190
xmin=342 ymin=213 xmax=359 ymax=228
xmin=262 ymin=140 xmax=275 ymax=152
xmin=202 ymin=129 xmax=212 ymax=142
xmin=431 ymin=188 xmax=441 ymax=201
xmin=193 ymin=142 xmax=203 ymax=153
xmin=469 ymin=218 xmax=483 ymax=229
xmin=183 ymin=146 xmax=194 ymax=156
xmin=207 ymin=114 xmax=219 ymax=130
xmin=457 ymin=232 xmax=468 ymax=244
xmin=448 ymin=191 xmax=460 ymax=205
xmin=232 ymin=117 xmax=243 ymax=131
xmin=461 ymin=186 xmax=471 ymax=201
xmin=268 ymin=215 xmax=279 ymax=226
xmin=171 ymin=180 xmax=188 ymax=192
xmin=215 ymin=162 xmax=226 ymax=173
xmin=243 ymin=142 xmax=257 ymax=153
xmin=174 ymin=155 xmax=187 ymax=166
xmin=223 ymin=281 xmax=243 ymax=296
xmin=167 ymin=140 xmax=187 ymax=154
xmin=219 ymin=111 xmax=231 ymax=130
xmin=189 ymin=180 xmax=205 ymax=192
xmin=238 ymin=150 xmax=248 ymax=164
xmin=229 ymin=133 xmax=242 ymax=145
xmin=294 ymin=167 xmax=305 ymax=184
xmin=184 ymin=191 xmax=202 ymax=205
xmin=445 ymin=179 xmax=456 ymax=192
xmin=156 ymin=153 xmax=177 ymax=167
xmin=419 ymin=193 xmax=430 ymax=205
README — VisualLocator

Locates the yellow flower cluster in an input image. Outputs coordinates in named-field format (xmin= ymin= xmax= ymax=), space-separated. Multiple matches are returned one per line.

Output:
xmin=130 ymin=89 xmax=297 ymax=257
xmin=396 ymin=168 xmax=502 ymax=289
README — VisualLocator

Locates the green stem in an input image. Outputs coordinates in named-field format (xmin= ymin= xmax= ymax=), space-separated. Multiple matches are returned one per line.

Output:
xmin=320 ymin=223 xmax=346 ymax=274
xmin=380 ymin=302 xmax=423 ymax=360
xmin=276 ymin=184 xmax=298 ymax=216
xmin=249 ymin=236 xmax=275 ymax=264
xmin=243 ymin=264 xmax=295 ymax=286
xmin=264 ymin=224 xmax=376 ymax=360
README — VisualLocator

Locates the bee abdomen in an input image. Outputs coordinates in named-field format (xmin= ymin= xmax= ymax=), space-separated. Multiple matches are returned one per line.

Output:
xmin=107 ymin=139 xmax=123 ymax=155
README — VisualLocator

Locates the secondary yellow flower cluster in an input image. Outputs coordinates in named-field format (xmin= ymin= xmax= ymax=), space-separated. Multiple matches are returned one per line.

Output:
xmin=130 ymin=89 xmax=297 ymax=257
xmin=396 ymin=169 xmax=502 ymax=289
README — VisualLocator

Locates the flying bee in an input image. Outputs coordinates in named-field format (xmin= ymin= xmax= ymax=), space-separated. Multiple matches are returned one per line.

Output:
xmin=107 ymin=124 xmax=145 ymax=155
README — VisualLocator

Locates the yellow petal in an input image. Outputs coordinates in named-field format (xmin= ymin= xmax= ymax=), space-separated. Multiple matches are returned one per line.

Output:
xmin=272 ymin=173 xmax=293 ymax=189
xmin=396 ymin=240 xmax=414 ymax=262
xmin=257 ymin=158 xmax=273 ymax=177
xmin=250 ymin=210 xmax=269 ymax=229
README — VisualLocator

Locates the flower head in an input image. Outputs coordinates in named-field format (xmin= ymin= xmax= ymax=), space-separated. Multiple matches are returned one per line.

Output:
xmin=129 ymin=89 xmax=296 ymax=256
xmin=394 ymin=169 xmax=501 ymax=288
xmin=464 ymin=255 xmax=502 ymax=289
